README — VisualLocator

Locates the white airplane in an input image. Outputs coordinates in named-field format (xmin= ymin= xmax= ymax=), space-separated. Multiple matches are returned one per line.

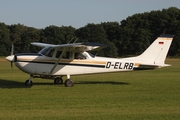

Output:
xmin=6 ymin=34 xmax=174 ymax=87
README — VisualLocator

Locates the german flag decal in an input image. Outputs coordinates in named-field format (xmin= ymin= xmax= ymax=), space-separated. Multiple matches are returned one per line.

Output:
xmin=159 ymin=42 xmax=164 ymax=44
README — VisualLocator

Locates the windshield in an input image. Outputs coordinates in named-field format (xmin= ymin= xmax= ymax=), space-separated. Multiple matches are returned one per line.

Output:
xmin=87 ymin=52 xmax=95 ymax=58
xmin=39 ymin=46 xmax=54 ymax=57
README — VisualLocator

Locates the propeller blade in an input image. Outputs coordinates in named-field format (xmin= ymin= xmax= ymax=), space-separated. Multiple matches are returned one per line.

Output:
xmin=6 ymin=43 xmax=15 ymax=74
xmin=11 ymin=43 xmax=14 ymax=55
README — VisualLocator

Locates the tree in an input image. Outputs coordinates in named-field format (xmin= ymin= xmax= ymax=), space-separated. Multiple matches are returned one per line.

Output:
xmin=119 ymin=7 xmax=180 ymax=56
xmin=21 ymin=27 xmax=41 ymax=53
xmin=8 ymin=24 xmax=29 ymax=53
xmin=76 ymin=23 xmax=118 ymax=57
xmin=40 ymin=25 xmax=76 ymax=44
xmin=0 ymin=23 xmax=11 ymax=55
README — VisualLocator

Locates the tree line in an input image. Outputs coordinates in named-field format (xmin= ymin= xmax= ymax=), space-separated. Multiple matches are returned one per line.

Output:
xmin=1 ymin=7 xmax=180 ymax=57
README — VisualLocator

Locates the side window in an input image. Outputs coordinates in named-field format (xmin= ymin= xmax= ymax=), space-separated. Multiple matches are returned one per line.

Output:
xmin=56 ymin=51 xmax=72 ymax=59
xmin=62 ymin=52 xmax=70 ymax=59
xmin=56 ymin=51 xmax=62 ymax=58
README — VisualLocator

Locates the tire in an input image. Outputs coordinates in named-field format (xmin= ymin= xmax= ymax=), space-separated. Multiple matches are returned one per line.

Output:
xmin=64 ymin=79 xmax=74 ymax=87
xmin=25 ymin=80 xmax=32 ymax=86
xmin=54 ymin=78 xmax=63 ymax=84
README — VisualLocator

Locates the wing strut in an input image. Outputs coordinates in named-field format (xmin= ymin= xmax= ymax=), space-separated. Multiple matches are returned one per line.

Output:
xmin=49 ymin=48 xmax=66 ymax=74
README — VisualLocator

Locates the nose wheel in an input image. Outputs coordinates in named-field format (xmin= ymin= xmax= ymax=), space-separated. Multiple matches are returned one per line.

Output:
xmin=25 ymin=76 xmax=33 ymax=86
xmin=25 ymin=79 xmax=32 ymax=86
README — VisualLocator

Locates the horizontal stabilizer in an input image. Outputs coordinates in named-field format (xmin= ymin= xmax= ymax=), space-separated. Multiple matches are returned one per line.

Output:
xmin=133 ymin=63 xmax=171 ymax=70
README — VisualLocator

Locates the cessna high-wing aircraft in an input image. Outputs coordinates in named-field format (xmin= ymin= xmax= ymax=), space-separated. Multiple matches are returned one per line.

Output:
xmin=6 ymin=34 xmax=174 ymax=87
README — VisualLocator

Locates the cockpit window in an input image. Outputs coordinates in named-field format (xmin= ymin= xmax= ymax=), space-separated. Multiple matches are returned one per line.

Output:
xmin=56 ymin=51 xmax=72 ymax=59
xmin=74 ymin=52 xmax=87 ymax=59
xmin=56 ymin=51 xmax=62 ymax=58
xmin=87 ymin=52 xmax=95 ymax=58
xmin=47 ymin=48 xmax=55 ymax=57
xmin=39 ymin=46 xmax=55 ymax=57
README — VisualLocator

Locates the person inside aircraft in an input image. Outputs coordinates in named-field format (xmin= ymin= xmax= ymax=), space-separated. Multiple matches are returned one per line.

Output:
xmin=74 ymin=52 xmax=86 ymax=59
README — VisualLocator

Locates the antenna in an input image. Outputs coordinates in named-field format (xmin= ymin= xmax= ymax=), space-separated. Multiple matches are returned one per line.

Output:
xmin=67 ymin=38 xmax=74 ymax=44
xmin=73 ymin=38 xmax=79 ymax=43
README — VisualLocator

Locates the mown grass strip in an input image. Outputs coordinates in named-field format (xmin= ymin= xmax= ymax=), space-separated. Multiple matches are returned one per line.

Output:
xmin=0 ymin=58 xmax=180 ymax=119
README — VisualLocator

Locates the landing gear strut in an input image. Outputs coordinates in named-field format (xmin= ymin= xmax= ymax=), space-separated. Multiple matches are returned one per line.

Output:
xmin=25 ymin=76 xmax=33 ymax=86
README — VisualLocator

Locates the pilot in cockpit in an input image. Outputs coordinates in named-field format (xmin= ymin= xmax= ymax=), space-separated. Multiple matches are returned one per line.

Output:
xmin=74 ymin=52 xmax=86 ymax=59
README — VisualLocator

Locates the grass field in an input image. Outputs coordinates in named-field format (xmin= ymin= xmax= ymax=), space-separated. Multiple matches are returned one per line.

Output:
xmin=0 ymin=57 xmax=180 ymax=120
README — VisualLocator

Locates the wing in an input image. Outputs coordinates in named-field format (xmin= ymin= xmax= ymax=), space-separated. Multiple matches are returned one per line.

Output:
xmin=31 ymin=42 xmax=107 ymax=51
xmin=31 ymin=42 xmax=56 ymax=47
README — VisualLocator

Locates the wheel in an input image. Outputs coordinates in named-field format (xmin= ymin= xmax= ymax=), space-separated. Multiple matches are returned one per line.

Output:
xmin=64 ymin=79 xmax=74 ymax=87
xmin=54 ymin=78 xmax=63 ymax=84
xmin=25 ymin=79 xmax=32 ymax=86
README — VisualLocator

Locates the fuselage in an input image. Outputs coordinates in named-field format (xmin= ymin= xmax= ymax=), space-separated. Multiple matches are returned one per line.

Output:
xmin=8 ymin=34 xmax=174 ymax=78
xmin=14 ymin=52 xmax=138 ymax=77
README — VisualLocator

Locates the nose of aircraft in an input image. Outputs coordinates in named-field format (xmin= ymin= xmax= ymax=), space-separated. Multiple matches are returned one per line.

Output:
xmin=6 ymin=55 xmax=14 ymax=62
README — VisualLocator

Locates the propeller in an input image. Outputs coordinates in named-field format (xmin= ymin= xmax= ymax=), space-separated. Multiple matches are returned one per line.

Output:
xmin=6 ymin=43 xmax=15 ymax=69
xmin=11 ymin=43 xmax=14 ymax=56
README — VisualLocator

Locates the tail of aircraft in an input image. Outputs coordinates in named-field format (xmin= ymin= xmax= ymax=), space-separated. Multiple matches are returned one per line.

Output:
xmin=127 ymin=34 xmax=174 ymax=67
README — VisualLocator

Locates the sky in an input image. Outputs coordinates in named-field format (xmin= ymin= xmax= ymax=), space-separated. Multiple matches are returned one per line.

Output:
xmin=0 ymin=0 xmax=180 ymax=29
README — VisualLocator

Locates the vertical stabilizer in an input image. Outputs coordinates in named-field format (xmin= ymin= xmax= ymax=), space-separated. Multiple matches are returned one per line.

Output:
xmin=134 ymin=34 xmax=174 ymax=66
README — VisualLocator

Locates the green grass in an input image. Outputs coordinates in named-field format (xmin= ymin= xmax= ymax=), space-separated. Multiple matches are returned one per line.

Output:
xmin=0 ymin=58 xmax=180 ymax=119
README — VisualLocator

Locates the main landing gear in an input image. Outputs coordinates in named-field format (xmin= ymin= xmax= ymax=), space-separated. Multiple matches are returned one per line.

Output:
xmin=54 ymin=75 xmax=74 ymax=87
xmin=64 ymin=79 xmax=74 ymax=87
xmin=54 ymin=77 xmax=63 ymax=84
xmin=25 ymin=75 xmax=74 ymax=87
